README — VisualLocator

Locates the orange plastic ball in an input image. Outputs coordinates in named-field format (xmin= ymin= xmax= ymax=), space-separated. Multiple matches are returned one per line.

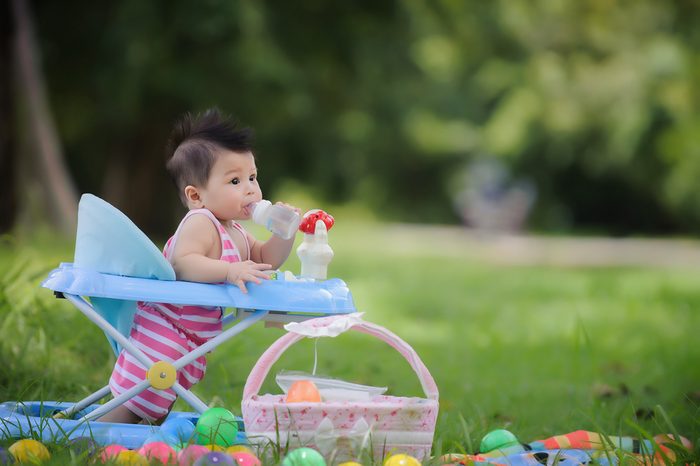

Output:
xmin=286 ymin=380 xmax=322 ymax=403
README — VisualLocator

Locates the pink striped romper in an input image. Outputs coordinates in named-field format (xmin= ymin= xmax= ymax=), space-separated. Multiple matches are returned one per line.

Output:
xmin=108 ymin=209 xmax=249 ymax=422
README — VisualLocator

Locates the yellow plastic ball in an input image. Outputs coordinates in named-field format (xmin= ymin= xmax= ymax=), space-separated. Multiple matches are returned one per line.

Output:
xmin=383 ymin=454 xmax=421 ymax=466
xmin=115 ymin=450 xmax=149 ymax=465
xmin=225 ymin=445 xmax=255 ymax=455
xmin=339 ymin=462 xmax=363 ymax=466
xmin=8 ymin=439 xmax=51 ymax=463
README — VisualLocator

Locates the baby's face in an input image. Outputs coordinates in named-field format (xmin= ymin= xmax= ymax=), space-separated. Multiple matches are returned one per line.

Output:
xmin=198 ymin=150 xmax=262 ymax=221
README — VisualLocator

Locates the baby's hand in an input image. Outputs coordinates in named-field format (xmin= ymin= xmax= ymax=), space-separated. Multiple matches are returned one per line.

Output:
xmin=226 ymin=260 xmax=272 ymax=293
xmin=275 ymin=201 xmax=301 ymax=216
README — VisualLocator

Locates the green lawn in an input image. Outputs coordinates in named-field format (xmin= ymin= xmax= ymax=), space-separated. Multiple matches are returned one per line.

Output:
xmin=1 ymin=222 xmax=699 ymax=459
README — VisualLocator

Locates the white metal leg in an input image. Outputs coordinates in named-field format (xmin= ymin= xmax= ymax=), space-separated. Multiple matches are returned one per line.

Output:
xmin=65 ymin=294 xmax=153 ymax=368
xmin=171 ymin=383 xmax=210 ymax=413
xmin=77 ymin=379 xmax=152 ymax=422
xmin=221 ymin=309 xmax=240 ymax=326
xmin=54 ymin=385 xmax=111 ymax=419
xmin=172 ymin=310 xmax=268 ymax=371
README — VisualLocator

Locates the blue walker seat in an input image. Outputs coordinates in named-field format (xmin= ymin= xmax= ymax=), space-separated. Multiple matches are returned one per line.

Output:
xmin=73 ymin=193 xmax=176 ymax=356
xmin=0 ymin=194 xmax=355 ymax=448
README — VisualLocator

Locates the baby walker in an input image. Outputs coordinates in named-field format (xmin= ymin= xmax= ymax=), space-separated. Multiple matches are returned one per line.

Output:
xmin=0 ymin=194 xmax=355 ymax=449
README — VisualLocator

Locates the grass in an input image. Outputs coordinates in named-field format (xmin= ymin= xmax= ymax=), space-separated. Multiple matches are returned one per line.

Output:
xmin=0 ymin=221 xmax=699 ymax=463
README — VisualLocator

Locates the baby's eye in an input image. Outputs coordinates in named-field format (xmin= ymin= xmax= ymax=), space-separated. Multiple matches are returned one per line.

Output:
xmin=231 ymin=178 xmax=240 ymax=185
xmin=249 ymin=174 xmax=256 ymax=182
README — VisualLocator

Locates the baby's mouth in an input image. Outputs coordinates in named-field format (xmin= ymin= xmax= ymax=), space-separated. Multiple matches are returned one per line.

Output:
xmin=243 ymin=203 xmax=255 ymax=217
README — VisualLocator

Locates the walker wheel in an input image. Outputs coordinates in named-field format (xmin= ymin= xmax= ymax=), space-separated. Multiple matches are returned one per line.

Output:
xmin=147 ymin=361 xmax=177 ymax=389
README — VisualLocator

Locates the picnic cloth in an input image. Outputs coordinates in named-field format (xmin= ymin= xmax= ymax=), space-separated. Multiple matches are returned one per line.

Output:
xmin=442 ymin=430 xmax=692 ymax=466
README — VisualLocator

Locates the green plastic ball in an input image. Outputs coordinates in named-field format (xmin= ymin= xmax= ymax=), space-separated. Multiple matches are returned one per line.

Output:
xmin=282 ymin=447 xmax=326 ymax=466
xmin=479 ymin=429 xmax=520 ymax=453
xmin=195 ymin=408 xmax=239 ymax=447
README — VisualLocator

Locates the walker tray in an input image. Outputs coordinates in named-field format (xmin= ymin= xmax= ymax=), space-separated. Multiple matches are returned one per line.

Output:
xmin=44 ymin=262 xmax=355 ymax=315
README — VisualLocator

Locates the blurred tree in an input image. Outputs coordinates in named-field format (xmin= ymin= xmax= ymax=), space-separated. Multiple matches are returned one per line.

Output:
xmin=0 ymin=0 xmax=16 ymax=234
xmin=12 ymin=0 xmax=78 ymax=235
xmin=13 ymin=0 xmax=700 ymax=235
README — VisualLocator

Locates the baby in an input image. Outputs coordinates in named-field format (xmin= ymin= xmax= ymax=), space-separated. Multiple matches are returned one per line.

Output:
xmin=99 ymin=108 xmax=299 ymax=423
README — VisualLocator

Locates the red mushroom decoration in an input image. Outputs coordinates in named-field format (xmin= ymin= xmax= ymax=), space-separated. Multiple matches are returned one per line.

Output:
xmin=299 ymin=209 xmax=335 ymax=234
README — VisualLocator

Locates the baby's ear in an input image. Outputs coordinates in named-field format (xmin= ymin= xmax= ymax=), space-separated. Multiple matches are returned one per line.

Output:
xmin=184 ymin=185 xmax=203 ymax=207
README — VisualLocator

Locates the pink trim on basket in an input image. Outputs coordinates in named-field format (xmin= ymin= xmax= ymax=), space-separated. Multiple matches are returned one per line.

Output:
xmin=242 ymin=316 xmax=439 ymax=401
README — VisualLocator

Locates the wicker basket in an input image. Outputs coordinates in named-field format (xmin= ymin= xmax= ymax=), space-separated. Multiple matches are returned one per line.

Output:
xmin=241 ymin=315 xmax=439 ymax=461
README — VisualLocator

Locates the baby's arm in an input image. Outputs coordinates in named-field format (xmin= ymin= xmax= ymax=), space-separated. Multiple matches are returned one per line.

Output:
xmin=249 ymin=233 xmax=295 ymax=270
xmin=170 ymin=214 xmax=270 ymax=292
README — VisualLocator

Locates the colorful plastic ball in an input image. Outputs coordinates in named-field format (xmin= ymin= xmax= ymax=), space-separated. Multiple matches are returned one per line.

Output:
xmin=67 ymin=436 xmax=98 ymax=457
xmin=282 ymin=447 xmax=326 ymax=466
xmin=141 ymin=432 xmax=167 ymax=446
xmin=195 ymin=408 xmax=239 ymax=447
xmin=115 ymin=449 xmax=148 ymax=466
xmin=169 ymin=442 xmax=184 ymax=452
xmin=138 ymin=441 xmax=177 ymax=463
xmin=338 ymin=462 xmax=362 ymax=466
xmin=286 ymin=380 xmax=322 ymax=403
xmin=230 ymin=451 xmax=261 ymax=466
xmin=178 ymin=445 xmax=211 ymax=466
xmin=8 ymin=439 xmax=50 ymax=463
xmin=479 ymin=429 xmax=519 ymax=453
xmin=194 ymin=451 xmax=236 ymax=466
xmin=100 ymin=444 xmax=128 ymax=461
xmin=0 ymin=447 xmax=14 ymax=465
xmin=225 ymin=446 xmax=254 ymax=455
xmin=383 ymin=454 xmax=421 ymax=466
xmin=161 ymin=417 xmax=197 ymax=443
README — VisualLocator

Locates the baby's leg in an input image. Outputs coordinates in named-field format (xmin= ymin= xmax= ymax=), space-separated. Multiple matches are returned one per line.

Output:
xmin=97 ymin=405 xmax=143 ymax=424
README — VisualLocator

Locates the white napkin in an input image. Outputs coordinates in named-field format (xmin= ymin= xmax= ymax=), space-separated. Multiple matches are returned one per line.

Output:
xmin=283 ymin=312 xmax=365 ymax=337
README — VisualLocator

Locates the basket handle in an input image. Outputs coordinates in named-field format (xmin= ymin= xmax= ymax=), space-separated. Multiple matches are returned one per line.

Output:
xmin=243 ymin=318 xmax=439 ymax=401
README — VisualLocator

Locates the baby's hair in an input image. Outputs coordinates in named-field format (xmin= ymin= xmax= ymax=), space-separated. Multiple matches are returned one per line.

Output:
xmin=166 ymin=108 xmax=254 ymax=205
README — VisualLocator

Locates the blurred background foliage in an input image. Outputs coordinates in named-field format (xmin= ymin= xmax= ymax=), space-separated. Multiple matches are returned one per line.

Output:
xmin=7 ymin=0 xmax=700 ymax=236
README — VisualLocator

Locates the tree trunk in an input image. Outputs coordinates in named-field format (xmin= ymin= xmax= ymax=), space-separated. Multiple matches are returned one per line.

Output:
xmin=12 ymin=0 xmax=78 ymax=235
xmin=0 ymin=0 xmax=17 ymax=233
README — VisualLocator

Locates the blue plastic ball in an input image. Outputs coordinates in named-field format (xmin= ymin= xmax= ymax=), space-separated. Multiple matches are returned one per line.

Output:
xmin=161 ymin=417 xmax=196 ymax=443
